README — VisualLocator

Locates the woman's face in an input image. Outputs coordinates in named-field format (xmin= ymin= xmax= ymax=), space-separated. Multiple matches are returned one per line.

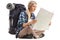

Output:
xmin=30 ymin=4 xmax=37 ymax=12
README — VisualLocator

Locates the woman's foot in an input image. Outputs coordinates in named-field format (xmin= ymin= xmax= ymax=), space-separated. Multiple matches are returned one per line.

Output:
xmin=33 ymin=35 xmax=40 ymax=39
xmin=39 ymin=33 xmax=45 ymax=38
xmin=33 ymin=33 xmax=45 ymax=39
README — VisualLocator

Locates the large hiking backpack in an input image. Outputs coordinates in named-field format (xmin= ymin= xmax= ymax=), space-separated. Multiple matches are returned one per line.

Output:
xmin=6 ymin=3 xmax=26 ymax=34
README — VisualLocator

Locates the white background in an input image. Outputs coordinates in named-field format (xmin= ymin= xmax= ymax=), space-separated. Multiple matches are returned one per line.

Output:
xmin=0 ymin=0 xmax=60 ymax=40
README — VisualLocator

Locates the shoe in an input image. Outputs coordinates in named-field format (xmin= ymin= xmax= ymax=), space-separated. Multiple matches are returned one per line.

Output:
xmin=39 ymin=33 xmax=45 ymax=38
xmin=20 ymin=34 xmax=33 ymax=39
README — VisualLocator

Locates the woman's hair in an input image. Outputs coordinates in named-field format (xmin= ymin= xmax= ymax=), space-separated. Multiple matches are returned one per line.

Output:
xmin=28 ymin=1 xmax=37 ymax=9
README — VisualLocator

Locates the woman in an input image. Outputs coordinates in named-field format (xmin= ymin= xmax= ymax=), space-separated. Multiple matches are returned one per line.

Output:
xmin=17 ymin=1 xmax=51 ymax=38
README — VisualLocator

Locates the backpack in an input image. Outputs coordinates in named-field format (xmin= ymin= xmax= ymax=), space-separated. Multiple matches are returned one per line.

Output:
xmin=6 ymin=3 xmax=26 ymax=34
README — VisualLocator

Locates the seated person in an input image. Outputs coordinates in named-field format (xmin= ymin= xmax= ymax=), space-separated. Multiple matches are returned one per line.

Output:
xmin=17 ymin=1 xmax=51 ymax=38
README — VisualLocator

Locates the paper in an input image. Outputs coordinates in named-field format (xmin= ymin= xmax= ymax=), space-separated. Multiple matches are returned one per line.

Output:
xmin=33 ymin=8 xmax=54 ymax=31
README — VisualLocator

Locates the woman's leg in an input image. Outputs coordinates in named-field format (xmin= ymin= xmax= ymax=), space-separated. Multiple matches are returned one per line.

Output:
xmin=27 ymin=27 xmax=33 ymax=35
xmin=26 ymin=27 xmax=43 ymax=38
xmin=18 ymin=26 xmax=44 ymax=38
xmin=26 ymin=27 xmax=40 ymax=38
xmin=32 ymin=30 xmax=45 ymax=38
xmin=18 ymin=27 xmax=28 ymax=38
xmin=35 ymin=30 xmax=44 ymax=36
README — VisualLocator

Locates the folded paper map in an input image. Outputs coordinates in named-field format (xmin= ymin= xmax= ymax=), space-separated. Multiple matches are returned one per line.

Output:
xmin=33 ymin=8 xmax=54 ymax=31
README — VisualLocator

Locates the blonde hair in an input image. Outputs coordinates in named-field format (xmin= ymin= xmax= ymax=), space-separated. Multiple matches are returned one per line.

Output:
xmin=28 ymin=1 xmax=37 ymax=9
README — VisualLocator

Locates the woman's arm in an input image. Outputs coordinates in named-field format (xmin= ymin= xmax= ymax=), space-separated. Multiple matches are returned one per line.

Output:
xmin=18 ymin=12 xmax=26 ymax=27
xmin=23 ymin=20 xmax=37 ymax=27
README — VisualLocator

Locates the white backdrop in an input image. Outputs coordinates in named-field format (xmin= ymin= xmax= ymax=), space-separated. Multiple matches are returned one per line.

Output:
xmin=0 ymin=0 xmax=60 ymax=40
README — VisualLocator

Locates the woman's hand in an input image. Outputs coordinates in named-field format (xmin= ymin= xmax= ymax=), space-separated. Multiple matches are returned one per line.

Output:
xmin=27 ymin=20 xmax=37 ymax=25
xmin=30 ymin=20 xmax=37 ymax=24
xmin=23 ymin=23 xmax=29 ymax=27
xmin=23 ymin=20 xmax=37 ymax=27
xmin=49 ymin=22 xmax=51 ymax=26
